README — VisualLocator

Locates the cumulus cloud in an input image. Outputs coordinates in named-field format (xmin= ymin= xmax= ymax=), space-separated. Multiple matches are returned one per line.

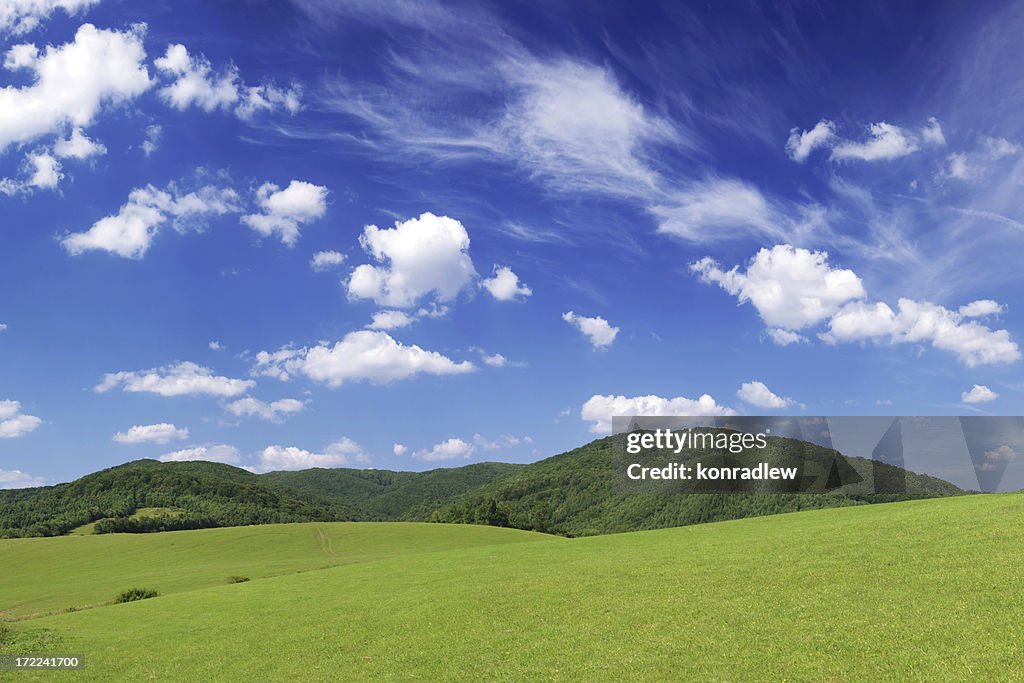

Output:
xmin=0 ymin=148 xmax=64 ymax=195
xmin=959 ymin=300 xmax=1006 ymax=318
xmin=580 ymin=393 xmax=735 ymax=434
xmin=786 ymin=120 xmax=836 ymax=162
xmin=252 ymin=330 xmax=474 ymax=387
xmin=787 ymin=118 xmax=943 ymax=164
xmin=366 ymin=310 xmax=415 ymax=330
xmin=141 ymin=124 xmax=161 ymax=156
xmin=830 ymin=122 xmax=920 ymax=161
xmin=765 ymin=328 xmax=807 ymax=346
xmin=0 ymin=0 xmax=97 ymax=35
xmin=310 ymin=250 xmax=346 ymax=271
xmin=62 ymin=181 xmax=242 ymax=258
xmin=481 ymin=265 xmax=532 ymax=301
xmin=691 ymin=245 xmax=866 ymax=330
xmin=113 ymin=423 xmax=189 ymax=444
xmin=154 ymin=43 xmax=301 ymax=120
xmin=208 ymin=341 xmax=222 ymax=351
xmin=961 ymin=384 xmax=999 ymax=404
xmin=0 ymin=469 xmax=45 ymax=489
xmin=0 ymin=24 xmax=150 ymax=153
xmin=562 ymin=311 xmax=619 ymax=349
xmin=241 ymin=180 xmax=328 ymax=246
xmin=737 ymin=381 xmax=796 ymax=409
xmin=347 ymin=212 xmax=478 ymax=308
xmin=0 ymin=323 xmax=7 ymax=332
xmin=393 ymin=443 xmax=407 ymax=456
xmin=96 ymin=361 xmax=255 ymax=397
xmin=413 ymin=437 xmax=474 ymax=462
xmin=821 ymin=298 xmax=1020 ymax=367
xmin=53 ymin=126 xmax=105 ymax=159
xmin=979 ymin=445 xmax=1016 ymax=471
xmin=0 ymin=399 xmax=42 ymax=438
xmin=254 ymin=438 xmax=369 ymax=472
xmin=159 ymin=443 xmax=241 ymax=464
xmin=224 ymin=396 xmax=306 ymax=422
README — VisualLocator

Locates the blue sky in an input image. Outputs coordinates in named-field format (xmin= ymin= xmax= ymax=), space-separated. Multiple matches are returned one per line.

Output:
xmin=2 ymin=0 xmax=1024 ymax=488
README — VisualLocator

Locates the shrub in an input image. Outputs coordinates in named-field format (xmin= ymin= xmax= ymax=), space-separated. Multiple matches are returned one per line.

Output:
xmin=227 ymin=576 xmax=250 ymax=584
xmin=115 ymin=588 xmax=159 ymax=603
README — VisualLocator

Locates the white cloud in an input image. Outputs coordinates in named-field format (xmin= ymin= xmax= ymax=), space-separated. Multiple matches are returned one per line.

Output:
xmin=979 ymin=445 xmax=1016 ymax=471
xmin=786 ymin=120 xmax=835 ymax=162
xmin=959 ymin=300 xmax=1006 ymax=318
xmin=788 ymin=118 xmax=941 ymax=164
xmin=254 ymin=438 xmax=370 ymax=472
xmin=830 ymin=122 xmax=920 ymax=161
xmin=481 ymin=265 xmax=532 ymax=301
xmin=53 ymin=126 xmax=105 ymax=159
xmin=141 ymin=124 xmax=162 ymax=156
xmin=821 ymin=298 xmax=1020 ymax=367
xmin=945 ymin=137 xmax=1021 ymax=181
xmin=393 ymin=443 xmax=407 ymax=456
xmin=0 ymin=0 xmax=97 ymax=35
xmin=497 ymin=59 xmax=676 ymax=196
xmin=154 ymin=43 xmax=239 ymax=112
xmin=0 ymin=24 xmax=150 ymax=153
xmin=113 ymin=423 xmax=189 ymax=445
xmin=652 ymin=178 xmax=780 ymax=242
xmin=0 ymin=322 xmax=6 ymax=331
xmin=310 ymin=250 xmax=346 ymax=271
xmin=0 ymin=148 xmax=62 ymax=195
xmin=241 ymin=180 xmax=327 ymax=246
xmin=736 ymin=381 xmax=796 ymax=409
xmin=208 ymin=340 xmax=222 ymax=351
xmin=25 ymin=149 xmax=61 ymax=188
xmin=366 ymin=310 xmax=415 ymax=330
xmin=96 ymin=361 xmax=255 ymax=397
xmin=159 ymin=443 xmax=241 ymax=464
xmin=580 ymin=393 xmax=735 ymax=434
xmin=482 ymin=352 xmax=509 ymax=367
xmin=413 ymin=437 xmax=474 ymax=462
xmin=691 ymin=245 xmax=866 ymax=330
xmin=961 ymin=384 xmax=999 ymax=404
xmin=62 ymin=181 xmax=242 ymax=258
xmin=921 ymin=117 xmax=946 ymax=146
xmin=347 ymin=212 xmax=477 ymax=308
xmin=472 ymin=433 xmax=524 ymax=451
xmin=235 ymin=83 xmax=302 ymax=119
xmin=765 ymin=328 xmax=807 ymax=346
xmin=253 ymin=330 xmax=474 ymax=387
xmin=0 ymin=399 xmax=42 ymax=438
xmin=562 ymin=311 xmax=619 ymax=349
xmin=224 ymin=396 xmax=306 ymax=422
xmin=0 ymin=469 xmax=45 ymax=489
xmin=154 ymin=43 xmax=301 ymax=120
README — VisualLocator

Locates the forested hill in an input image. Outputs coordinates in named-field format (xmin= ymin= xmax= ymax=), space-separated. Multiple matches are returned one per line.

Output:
xmin=0 ymin=459 xmax=369 ymax=538
xmin=1 ymin=434 xmax=967 ymax=538
xmin=427 ymin=434 xmax=967 ymax=536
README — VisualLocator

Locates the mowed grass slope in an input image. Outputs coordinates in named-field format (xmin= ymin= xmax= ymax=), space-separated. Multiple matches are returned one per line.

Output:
xmin=0 ymin=522 xmax=559 ymax=620
xmin=6 ymin=494 xmax=1024 ymax=681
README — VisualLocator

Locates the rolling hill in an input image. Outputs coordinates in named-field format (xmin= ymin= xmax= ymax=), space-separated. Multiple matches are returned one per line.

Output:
xmin=0 ymin=460 xmax=369 ymax=538
xmin=0 ymin=432 xmax=966 ymax=539
xmin=2 ymin=494 xmax=1020 ymax=680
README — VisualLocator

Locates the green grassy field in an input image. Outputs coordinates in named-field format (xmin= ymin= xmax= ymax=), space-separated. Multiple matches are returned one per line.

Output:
xmin=3 ymin=495 xmax=1023 ymax=681
xmin=0 ymin=522 xmax=558 ymax=620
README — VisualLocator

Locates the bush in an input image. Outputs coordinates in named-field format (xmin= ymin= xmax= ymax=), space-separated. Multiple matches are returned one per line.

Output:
xmin=115 ymin=588 xmax=159 ymax=603
xmin=227 ymin=576 xmax=250 ymax=584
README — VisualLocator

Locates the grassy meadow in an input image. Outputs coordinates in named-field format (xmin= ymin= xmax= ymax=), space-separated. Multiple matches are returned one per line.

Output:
xmin=3 ymin=494 xmax=1023 ymax=680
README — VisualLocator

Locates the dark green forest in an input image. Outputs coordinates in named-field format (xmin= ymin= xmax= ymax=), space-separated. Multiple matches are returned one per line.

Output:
xmin=0 ymin=433 xmax=967 ymax=538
